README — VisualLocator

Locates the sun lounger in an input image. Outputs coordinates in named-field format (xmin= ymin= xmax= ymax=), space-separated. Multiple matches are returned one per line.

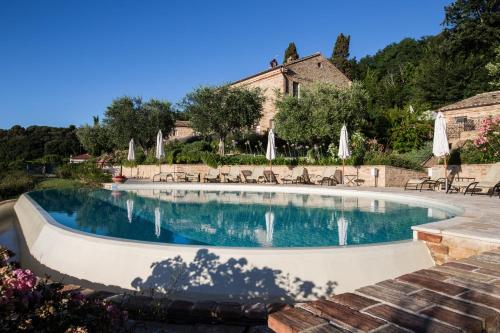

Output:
xmin=311 ymin=168 xmax=340 ymax=186
xmin=203 ymin=168 xmax=220 ymax=183
xmin=263 ymin=170 xmax=278 ymax=184
xmin=224 ymin=166 xmax=241 ymax=183
xmin=404 ymin=177 xmax=445 ymax=191
xmin=185 ymin=172 xmax=200 ymax=182
xmin=243 ymin=166 xmax=266 ymax=183
xmin=281 ymin=167 xmax=308 ymax=184
xmin=464 ymin=163 xmax=500 ymax=197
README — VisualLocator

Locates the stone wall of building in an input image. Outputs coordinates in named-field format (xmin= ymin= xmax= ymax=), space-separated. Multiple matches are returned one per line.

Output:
xmin=232 ymin=70 xmax=284 ymax=132
xmin=443 ymin=104 xmax=500 ymax=147
xmin=118 ymin=164 xmax=425 ymax=188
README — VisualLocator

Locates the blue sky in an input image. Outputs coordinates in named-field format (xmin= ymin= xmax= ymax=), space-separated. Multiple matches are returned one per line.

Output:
xmin=0 ymin=0 xmax=453 ymax=129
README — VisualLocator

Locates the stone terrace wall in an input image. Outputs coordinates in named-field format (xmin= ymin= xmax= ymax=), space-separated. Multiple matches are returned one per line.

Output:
xmin=118 ymin=164 xmax=425 ymax=188
xmin=429 ymin=163 xmax=495 ymax=182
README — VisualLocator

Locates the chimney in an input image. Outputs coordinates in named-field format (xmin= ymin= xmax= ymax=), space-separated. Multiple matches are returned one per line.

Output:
xmin=269 ymin=58 xmax=278 ymax=68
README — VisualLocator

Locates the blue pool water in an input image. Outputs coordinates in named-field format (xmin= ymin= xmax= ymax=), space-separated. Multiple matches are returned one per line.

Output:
xmin=28 ymin=188 xmax=455 ymax=248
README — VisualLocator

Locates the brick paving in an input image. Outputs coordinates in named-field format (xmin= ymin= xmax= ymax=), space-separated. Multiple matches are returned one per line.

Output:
xmin=268 ymin=249 xmax=500 ymax=333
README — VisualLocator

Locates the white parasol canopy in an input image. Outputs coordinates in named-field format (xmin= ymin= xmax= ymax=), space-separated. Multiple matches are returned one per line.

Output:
xmin=126 ymin=199 xmax=134 ymax=223
xmin=432 ymin=112 xmax=449 ymax=158
xmin=154 ymin=207 xmax=161 ymax=238
xmin=338 ymin=125 xmax=350 ymax=160
xmin=155 ymin=130 xmax=165 ymax=160
xmin=127 ymin=139 xmax=135 ymax=161
xmin=265 ymin=211 xmax=274 ymax=244
xmin=266 ymin=128 xmax=276 ymax=161
xmin=337 ymin=216 xmax=349 ymax=246
xmin=432 ymin=112 xmax=450 ymax=190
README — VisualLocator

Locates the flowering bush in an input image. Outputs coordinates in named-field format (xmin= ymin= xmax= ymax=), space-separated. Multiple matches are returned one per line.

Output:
xmin=0 ymin=247 xmax=127 ymax=332
xmin=472 ymin=116 xmax=500 ymax=162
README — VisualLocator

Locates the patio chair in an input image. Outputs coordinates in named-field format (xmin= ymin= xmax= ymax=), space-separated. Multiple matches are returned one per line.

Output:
xmin=404 ymin=177 xmax=447 ymax=191
xmin=311 ymin=168 xmax=339 ymax=186
xmin=203 ymin=168 xmax=220 ymax=183
xmin=243 ymin=166 xmax=266 ymax=183
xmin=281 ymin=167 xmax=308 ymax=184
xmin=463 ymin=163 xmax=500 ymax=197
xmin=172 ymin=172 xmax=187 ymax=182
xmin=224 ymin=166 xmax=241 ymax=183
xmin=263 ymin=170 xmax=279 ymax=184
xmin=185 ymin=172 xmax=200 ymax=182
xmin=446 ymin=176 xmax=475 ymax=194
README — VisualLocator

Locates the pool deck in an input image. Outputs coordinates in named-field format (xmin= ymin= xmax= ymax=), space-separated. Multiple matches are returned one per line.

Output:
xmin=268 ymin=249 xmax=500 ymax=333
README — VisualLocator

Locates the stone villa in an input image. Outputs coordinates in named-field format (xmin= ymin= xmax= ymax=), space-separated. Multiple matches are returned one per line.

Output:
xmin=231 ymin=52 xmax=351 ymax=132
xmin=439 ymin=90 xmax=500 ymax=147
xmin=170 ymin=53 xmax=351 ymax=139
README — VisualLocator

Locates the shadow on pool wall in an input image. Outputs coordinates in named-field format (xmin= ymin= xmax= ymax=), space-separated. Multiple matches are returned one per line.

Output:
xmin=131 ymin=248 xmax=337 ymax=302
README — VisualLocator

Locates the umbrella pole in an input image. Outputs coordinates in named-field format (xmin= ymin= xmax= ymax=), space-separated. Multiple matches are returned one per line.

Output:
xmin=342 ymin=159 xmax=345 ymax=184
xmin=444 ymin=156 xmax=448 ymax=192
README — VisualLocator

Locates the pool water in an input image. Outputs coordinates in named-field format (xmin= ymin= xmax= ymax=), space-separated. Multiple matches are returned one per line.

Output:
xmin=28 ymin=188 xmax=455 ymax=248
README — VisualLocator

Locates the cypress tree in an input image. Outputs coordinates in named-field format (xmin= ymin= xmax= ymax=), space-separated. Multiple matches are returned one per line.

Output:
xmin=284 ymin=42 xmax=299 ymax=63
xmin=330 ymin=33 xmax=352 ymax=79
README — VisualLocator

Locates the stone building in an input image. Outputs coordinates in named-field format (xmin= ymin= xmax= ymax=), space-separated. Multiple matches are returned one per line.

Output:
xmin=231 ymin=53 xmax=351 ymax=133
xmin=439 ymin=90 xmax=500 ymax=147
xmin=169 ymin=120 xmax=196 ymax=141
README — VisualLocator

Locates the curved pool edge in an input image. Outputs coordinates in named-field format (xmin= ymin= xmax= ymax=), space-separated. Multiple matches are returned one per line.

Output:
xmin=14 ymin=192 xmax=436 ymax=302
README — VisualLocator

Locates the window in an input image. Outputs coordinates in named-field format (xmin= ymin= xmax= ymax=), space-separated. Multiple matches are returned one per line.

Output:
xmin=317 ymin=62 xmax=322 ymax=68
xmin=284 ymin=77 xmax=289 ymax=95
xmin=454 ymin=116 xmax=467 ymax=123
xmin=292 ymin=81 xmax=300 ymax=97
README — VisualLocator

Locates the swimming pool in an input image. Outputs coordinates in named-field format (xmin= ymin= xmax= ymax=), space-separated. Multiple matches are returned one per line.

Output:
xmin=28 ymin=187 xmax=455 ymax=248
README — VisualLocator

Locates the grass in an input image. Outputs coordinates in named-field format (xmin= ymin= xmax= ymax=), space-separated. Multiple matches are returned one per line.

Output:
xmin=34 ymin=178 xmax=83 ymax=190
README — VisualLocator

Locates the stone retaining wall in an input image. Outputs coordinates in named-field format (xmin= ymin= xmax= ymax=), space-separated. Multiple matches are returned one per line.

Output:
xmin=118 ymin=164 xmax=426 ymax=188
xmin=429 ymin=163 xmax=495 ymax=181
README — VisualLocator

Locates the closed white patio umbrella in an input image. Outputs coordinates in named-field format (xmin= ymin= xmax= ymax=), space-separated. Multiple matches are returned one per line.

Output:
xmin=265 ymin=211 xmax=274 ymax=245
xmin=432 ymin=112 xmax=450 ymax=190
xmin=337 ymin=216 xmax=349 ymax=246
xmin=154 ymin=207 xmax=161 ymax=238
xmin=266 ymin=128 xmax=277 ymax=181
xmin=126 ymin=199 xmax=134 ymax=223
xmin=127 ymin=139 xmax=135 ymax=178
xmin=338 ymin=125 xmax=350 ymax=184
xmin=156 ymin=130 xmax=165 ymax=173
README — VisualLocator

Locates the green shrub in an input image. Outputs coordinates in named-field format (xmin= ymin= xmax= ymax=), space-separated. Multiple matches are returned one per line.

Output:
xmin=0 ymin=171 xmax=34 ymax=200
xmin=56 ymin=161 xmax=111 ymax=185
xmin=363 ymin=151 xmax=422 ymax=171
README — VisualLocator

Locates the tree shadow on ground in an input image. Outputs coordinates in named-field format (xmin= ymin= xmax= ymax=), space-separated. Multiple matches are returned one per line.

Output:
xmin=131 ymin=248 xmax=337 ymax=303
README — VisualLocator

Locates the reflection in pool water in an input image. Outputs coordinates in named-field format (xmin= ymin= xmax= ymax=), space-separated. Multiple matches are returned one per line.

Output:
xmin=28 ymin=188 xmax=455 ymax=248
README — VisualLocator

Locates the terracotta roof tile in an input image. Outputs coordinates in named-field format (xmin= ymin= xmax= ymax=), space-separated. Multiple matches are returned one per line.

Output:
xmin=439 ymin=90 xmax=500 ymax=112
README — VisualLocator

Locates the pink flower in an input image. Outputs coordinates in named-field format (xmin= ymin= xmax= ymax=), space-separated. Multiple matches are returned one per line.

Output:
xmin=8 ymin=269 xmax=37 ymax=292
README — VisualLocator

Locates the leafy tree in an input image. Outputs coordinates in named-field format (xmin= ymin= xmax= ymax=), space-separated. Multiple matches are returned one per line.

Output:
xmin=330 ymin=33 xmax=352 ymax=79
xmin=103 ymin=97 xmax=174 ymax=151
xmin=283 ymin=42 xmax=299 ymax=63
xmin=182 ymin=85 xmax=264 ymax=155
xmin=486 ymin=46 xmax=500 ymax=88
xmin=387 ymin=105 xmax=433 ymax=153
xmin=274 ymin=82 xmax=368 ymax=144
xmin=76 ymin=124 xmax=113 ymax=156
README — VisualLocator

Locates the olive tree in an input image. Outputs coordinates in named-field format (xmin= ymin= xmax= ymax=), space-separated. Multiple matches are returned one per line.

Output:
xmin=274 ymin=81 xmax=368 ymax=144
xmin=182 ymin=85 xmax=264 ymax=155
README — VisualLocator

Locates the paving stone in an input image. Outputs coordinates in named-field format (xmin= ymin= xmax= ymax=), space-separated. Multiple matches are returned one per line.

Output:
xmin=420 ymin=306 xmax=483 ymax=333
xmin=462 ymin=258 xmax=500 ymax=271
xmin=376 ymin=279 xmax=422 ymax=295
xmin=447 ymin=277 xmax=500 ymax=296
xmin=306 ymin=324 xmax=349 ymax=333
xmin=300 ymin=299 xmax=386 ymax=332
xmin=477 ymin=268 xmax=500 ymax=278
xmin=266 ymin=302 xmax=291 ymax=314
xmin=268 ymin=307 xmax=329 ymax=333
xmin=328 ymin=292 xmax=379 ymax=311
xmin=357 ymin=285 xmax=432 ymax=312
xmin=216 ymin=302 xmax=243 ymax=321
xmin=397 ymin=273 xmax=469 ymax=296
xmin=366 ymin=304 xmax=461 ymax=333
xmin=413 ymin=289 xmax=499 ymax=332
xmin=431 ymin=265 xmax=496 ymax=283
xmin=413 ymin=269 xmax=451 ymax=281
xmin=459 ymin=290 xmax=500 ymax=311
xmin=443 ymin=262 xmax=478 ymax=272
xmin=474 ymin=254 xmax=500 ymax=265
